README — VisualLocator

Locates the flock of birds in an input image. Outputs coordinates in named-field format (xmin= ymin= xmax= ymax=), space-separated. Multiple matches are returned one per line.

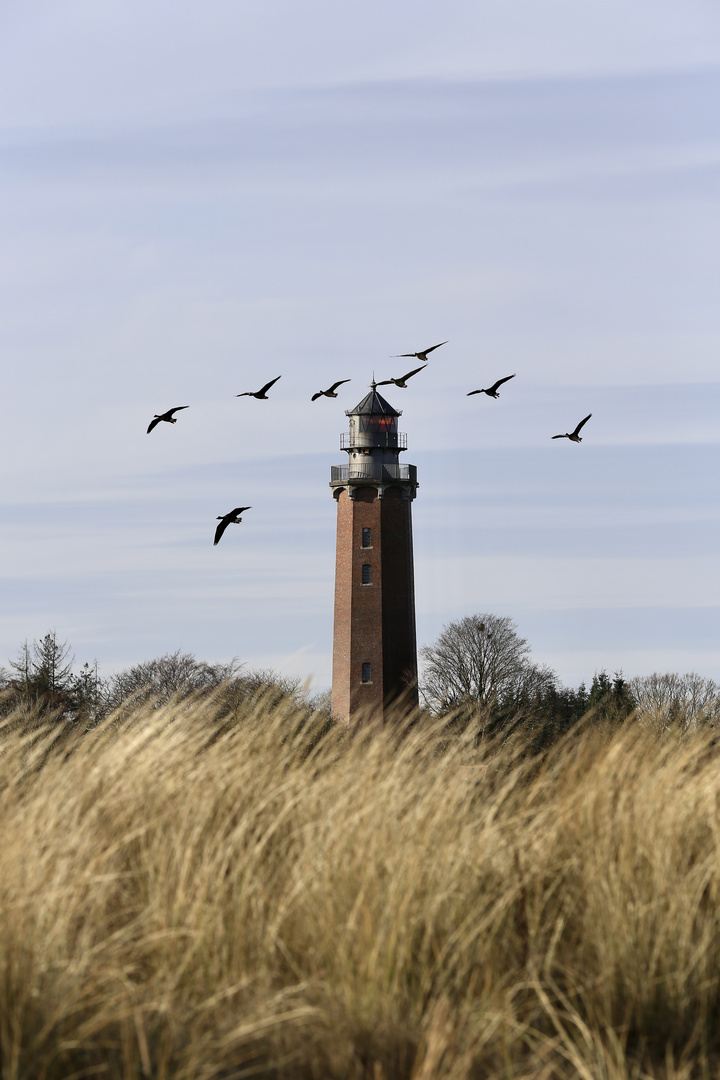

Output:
xmin=145 ymin=340 xmax=592 ymax=545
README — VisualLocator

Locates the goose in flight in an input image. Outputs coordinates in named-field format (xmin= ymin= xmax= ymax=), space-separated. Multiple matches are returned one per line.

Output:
xmin=467 ymin=374 xmax=516 ymax=399
xmin=236 ymin=376 xmax=281 ymax=400
xmin=376 ymin=364 xmax=425 ymax=389
xmin=146 ymin=406 xmax=189 ymax=434
xmin=311 ymin=379 xmax=351 ymax=401
xmin=214 ymin=506 xmax=252 ymax=546
xmin=552 ymin=414 xmax=592 ymax=442
xmin=392 ymin=340 xmax=447 ymax=363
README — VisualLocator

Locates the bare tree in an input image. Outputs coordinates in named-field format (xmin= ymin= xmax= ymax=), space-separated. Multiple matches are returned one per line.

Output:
xmin=420 ymin=613 xmax=555 ymax=714
xmin=106 ymin=650 xmax=241 ymax=709
xmin=629 ymin=672 xmax=720 ymax=733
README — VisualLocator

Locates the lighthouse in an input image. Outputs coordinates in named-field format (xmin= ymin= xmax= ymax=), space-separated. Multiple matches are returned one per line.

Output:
xmin=330 ymin=382 xmax=419 ymax=724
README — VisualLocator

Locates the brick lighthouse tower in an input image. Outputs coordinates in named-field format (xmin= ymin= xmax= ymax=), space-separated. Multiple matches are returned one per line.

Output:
xmin=330 ymin=382 xmax=419 ymax=724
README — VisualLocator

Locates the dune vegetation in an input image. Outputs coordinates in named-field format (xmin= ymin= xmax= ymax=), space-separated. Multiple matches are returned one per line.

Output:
xmin=1 ymin=688 xmax=720 ymax=1079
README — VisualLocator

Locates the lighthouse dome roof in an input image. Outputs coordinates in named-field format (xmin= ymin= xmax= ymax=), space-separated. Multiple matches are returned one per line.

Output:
xmin=346 ymin=384 xmax=401 ymax=417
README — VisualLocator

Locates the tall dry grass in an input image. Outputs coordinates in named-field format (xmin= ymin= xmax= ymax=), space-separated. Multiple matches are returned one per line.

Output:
xmin=0 ymin=693 xmax=719 ymax=1079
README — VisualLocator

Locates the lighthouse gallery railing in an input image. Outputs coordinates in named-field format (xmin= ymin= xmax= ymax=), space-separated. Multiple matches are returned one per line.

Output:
xmin=340 ymin=432 xmax=407 ymax=450
xmin=331 ymin=464 xmax=417 ymax=483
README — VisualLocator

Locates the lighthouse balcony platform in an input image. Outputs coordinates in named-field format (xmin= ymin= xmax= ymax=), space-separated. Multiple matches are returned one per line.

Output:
xmin=330 ymin=463 xmax=417 ymax=484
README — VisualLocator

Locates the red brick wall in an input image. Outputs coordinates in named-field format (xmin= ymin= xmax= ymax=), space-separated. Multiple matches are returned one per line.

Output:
xmin=331 ymin=484 xmax=418 ymax=724
xmin=330 ymin=487 xmax=354 ymax=722
xmin=381 ymin=488 xmax=419 ymax=713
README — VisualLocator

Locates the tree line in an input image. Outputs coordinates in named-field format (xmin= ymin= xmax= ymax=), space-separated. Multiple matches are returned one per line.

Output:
xmin=2 ymin=620 xmax=718 ymax=745
xmin=420 ymin=612 xmax=720 ymax=747
xmin=0 ymin=632 xmax=320 ymax=728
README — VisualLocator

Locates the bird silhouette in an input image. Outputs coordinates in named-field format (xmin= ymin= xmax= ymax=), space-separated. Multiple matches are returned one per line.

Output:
xmin=467 ymin=374 xmax=516 ymax=399
xmin=214 ymin=506 xmax=252 ymax=546
xmin=146 ymin=406 xmax=189 ymax=434
xmin=391 ymin=341 xmax=447 ymax=363
xmin=236 ymin=376 xmax=281 ymax=400
xmin=376 ymin=364 xmax=425 ymax=389
xmin=552 ymin=414 xmax=592 ymax=442
xmin=311 ymin=379 xmax=351 ymax=401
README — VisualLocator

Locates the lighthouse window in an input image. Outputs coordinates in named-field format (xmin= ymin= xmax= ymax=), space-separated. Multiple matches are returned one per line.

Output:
xmin=361 ymin=563 xmax=372 ymax=584
xmin=361 ymin=662 xmax=372 ymax=683
xmin=361 ymin=527 xmax=372 ymax=548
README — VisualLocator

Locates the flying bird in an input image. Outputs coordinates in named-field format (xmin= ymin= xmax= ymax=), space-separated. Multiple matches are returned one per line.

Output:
xmin=236 ymin=376 xmax=281 ymax=400
xmin=311 ymin=379 xmax=351 ymax=401
xmin=214 ymin=506 xmax=252 ymax=546
xmin=146 ymin=406 xmax=189 ymax=434
xmin=552 ymin=414 xmax=592 ymax=442
xmin=376 ymin=364 xmax=425 ymax=389
xmin=467 ymin=374 xmax=516 ymax=399
xmin=391 ymin=340 xmax=447 ymax=363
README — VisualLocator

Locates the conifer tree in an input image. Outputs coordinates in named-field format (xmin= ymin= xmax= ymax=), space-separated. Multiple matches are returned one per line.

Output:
xmin=9 ymin=632 xmax=75 ymax=712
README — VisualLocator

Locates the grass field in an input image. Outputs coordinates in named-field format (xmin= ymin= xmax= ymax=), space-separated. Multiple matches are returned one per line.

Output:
xmin=0 ymin=694 xmax=719 ymax=1079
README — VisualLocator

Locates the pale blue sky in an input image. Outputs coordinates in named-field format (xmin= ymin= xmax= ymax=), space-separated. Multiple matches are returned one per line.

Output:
xmin=2 ymin=1 xmax=720 ymax=688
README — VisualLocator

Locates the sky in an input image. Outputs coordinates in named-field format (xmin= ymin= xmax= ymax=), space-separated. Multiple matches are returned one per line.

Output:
xmin=2 ymin=0 xmax=720 ymax=690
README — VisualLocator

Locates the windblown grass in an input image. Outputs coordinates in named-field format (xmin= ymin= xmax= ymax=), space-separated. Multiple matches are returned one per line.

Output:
xmin=0 ymin=694 xmax=719 ymax=1079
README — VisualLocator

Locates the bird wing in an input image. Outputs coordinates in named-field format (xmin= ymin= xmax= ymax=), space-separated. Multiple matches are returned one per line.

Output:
xmin=328 ymin=379 xmax=351 ymax=393
xmin=466 ymin=390 xmax=482 ymax=396
xmin=402 ymin=365 xmax=425 ymax=382
xmin=390 ymin=352 xmax=417 ymax=359
xmin=213 ymin=519 xmax=230 ymax=545
xmin=573 ymin=413 xmax=592 ymax=436
xmin=375 ymin=378 xmax=393 ymax=386
xmin=147 ymin=405 xmax=188 ymax=433
xmin=489 ymin=374 xmax=516 ymax=393
xmin=422 ymin=341 xmax=448 ymax=356
xmin=259 ymin=375 xmax=281 ymax=396
xmin=230 ymin=506 xmax=252 ymax=516
xmin=551 ymin=434 xmax=567 ymax=439
xmin=311 ymin=391 xmax=323 ymax=401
